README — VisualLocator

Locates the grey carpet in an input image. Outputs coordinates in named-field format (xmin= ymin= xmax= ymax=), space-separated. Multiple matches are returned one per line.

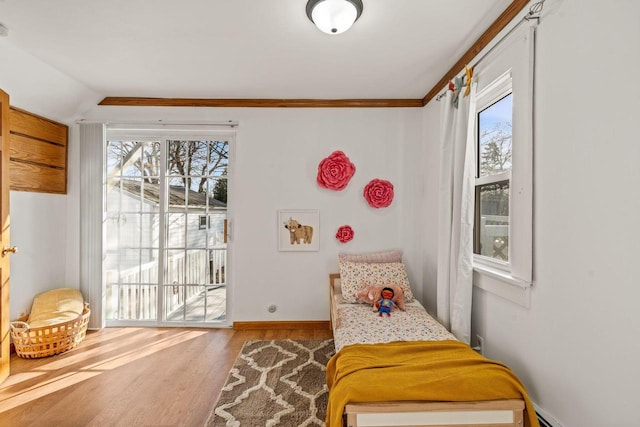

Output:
xmin=205 ymin=339 xmax=335 ymax=426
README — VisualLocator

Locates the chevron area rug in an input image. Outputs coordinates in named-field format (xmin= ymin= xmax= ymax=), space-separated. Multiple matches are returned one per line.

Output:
xmin=206 ymin=339 xmax=335 ymax=426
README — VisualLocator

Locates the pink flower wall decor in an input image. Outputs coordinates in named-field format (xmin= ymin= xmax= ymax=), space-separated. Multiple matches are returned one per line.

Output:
xmin=363 ymin=179 xmax=394 ymax=208
xmin=336 ymin=225 xmax=354 ymax=243
xmin=316 ymin=151 xmax=356 ymax=191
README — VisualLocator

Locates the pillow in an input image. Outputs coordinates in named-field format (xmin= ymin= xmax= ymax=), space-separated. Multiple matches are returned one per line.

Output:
xmin=338 ymin=249 xmax=402 ymax=264
xmin=356 ymin=284 xmax=406 ymax=311
xmin=338 ymin=260 xmax=414 ymax=303
xmin=27 ymin=288 xmax=85 ymax=328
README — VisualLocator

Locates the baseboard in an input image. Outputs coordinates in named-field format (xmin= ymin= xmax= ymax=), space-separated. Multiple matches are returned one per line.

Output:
xmin=233 ymin=321 xmax=331 ymax=330
xmin=534 ymin=403 xmax=564 ymax=427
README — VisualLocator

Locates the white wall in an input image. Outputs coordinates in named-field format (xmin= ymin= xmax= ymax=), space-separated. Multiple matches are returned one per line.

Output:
xmin=82 ymin=106 xmax=423 ymax=321
xmin=0 ymin=39 xmax=100 ymax=318
xmin=1 ymin=34 xmax=425 ymax=323
xmin=422 ymin=1 xmax=640 ymax=425
xmin=420 ymin=100 xmax=441 ymax=315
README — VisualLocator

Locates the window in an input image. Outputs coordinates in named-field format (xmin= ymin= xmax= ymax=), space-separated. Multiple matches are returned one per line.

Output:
xmin=471 ymin=24 xmax=534 ymax=306
xmin=475 ymin=90 xmax=512 ymax=264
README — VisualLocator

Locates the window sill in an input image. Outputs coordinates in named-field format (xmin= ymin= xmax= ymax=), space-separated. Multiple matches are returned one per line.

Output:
xmin=472 ymin=263 xmax=531 ymax=307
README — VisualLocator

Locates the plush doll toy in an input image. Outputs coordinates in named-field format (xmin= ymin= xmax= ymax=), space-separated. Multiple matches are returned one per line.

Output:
xmin=375 ymin=287 xmax=396 ymax=317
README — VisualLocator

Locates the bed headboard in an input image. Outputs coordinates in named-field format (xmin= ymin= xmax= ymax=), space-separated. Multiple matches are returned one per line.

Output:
xmin=329 ymin=273 xmax=341 ymax=330
xmin=330 ymin=273 xmax=341 ymax=295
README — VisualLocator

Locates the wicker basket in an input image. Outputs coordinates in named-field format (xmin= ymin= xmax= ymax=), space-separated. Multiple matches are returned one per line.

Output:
xmin=10 ymin=304 xmax=91 ymax=359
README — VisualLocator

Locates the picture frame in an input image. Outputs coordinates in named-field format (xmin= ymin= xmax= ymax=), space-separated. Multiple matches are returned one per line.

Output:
xmin=278 ymin=209 xmax=320 ymax=252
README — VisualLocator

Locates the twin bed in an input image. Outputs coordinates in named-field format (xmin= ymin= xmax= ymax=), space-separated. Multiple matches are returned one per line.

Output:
xmin=326 ymin=253 xmax=538 ymax=427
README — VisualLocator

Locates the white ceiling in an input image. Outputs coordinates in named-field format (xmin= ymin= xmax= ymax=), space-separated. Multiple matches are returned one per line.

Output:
xmin=0 ymin=0 xmax=513 ymax=100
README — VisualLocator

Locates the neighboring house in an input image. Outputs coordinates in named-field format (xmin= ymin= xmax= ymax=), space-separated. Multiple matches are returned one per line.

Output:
xmin=104 ymin=180 xmax=227 ymax=320
xmin=106 ymin=181 xmax=226 ymax=253
xmin=105 ymin=180 xmax=227 ymax=277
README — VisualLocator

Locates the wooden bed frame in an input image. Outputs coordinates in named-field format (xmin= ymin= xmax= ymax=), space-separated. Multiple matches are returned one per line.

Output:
xmin=328 ymin=273 xmax=527 ymax=427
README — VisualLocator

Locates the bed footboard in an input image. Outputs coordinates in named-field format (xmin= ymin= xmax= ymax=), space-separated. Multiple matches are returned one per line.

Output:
xmin=344 ymin=399 xmax=525 ymax=427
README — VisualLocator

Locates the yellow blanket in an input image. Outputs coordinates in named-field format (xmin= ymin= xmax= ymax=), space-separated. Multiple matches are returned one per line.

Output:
xmin=326 ymin=340 xmax=539 ymax=427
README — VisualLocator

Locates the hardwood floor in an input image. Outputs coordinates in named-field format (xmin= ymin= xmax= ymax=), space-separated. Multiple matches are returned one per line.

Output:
xmin=0 ymin=327 xmax=333 ymax=426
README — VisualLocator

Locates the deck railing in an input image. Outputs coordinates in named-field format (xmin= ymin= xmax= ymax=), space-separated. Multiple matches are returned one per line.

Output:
xmin=479 ymin=215 xmax=508 ymax=261
xmin=105 ymin=248 xmax=226 ymax=321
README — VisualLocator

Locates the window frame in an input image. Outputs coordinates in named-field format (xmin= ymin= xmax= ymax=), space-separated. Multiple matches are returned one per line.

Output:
xmin=103 ymin=126 xmax=234 ymax=327
xmin=474 ymin=76 xmax=513 ymax=269
xmin=471 ymin=23 xmax=534 ymax=307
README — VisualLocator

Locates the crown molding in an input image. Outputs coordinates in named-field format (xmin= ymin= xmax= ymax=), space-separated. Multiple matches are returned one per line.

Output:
xmin=421 ymin=0 xmax=531 ymax=106
xmin=99 ymin=97 xmax=423 ymax=108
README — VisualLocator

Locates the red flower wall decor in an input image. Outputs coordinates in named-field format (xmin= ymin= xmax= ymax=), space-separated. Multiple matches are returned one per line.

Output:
xmin=336 ymin=225 xmax=354 ymax=243
xmin=363 ymin=179 xmax=394 ymax=208
xmin=317 ymin=151 xmax=356 ymax=191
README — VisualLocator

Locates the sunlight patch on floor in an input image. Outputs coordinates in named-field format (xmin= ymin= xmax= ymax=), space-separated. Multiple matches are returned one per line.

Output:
xmin=0 ymin=329 xmax=208 ymax=412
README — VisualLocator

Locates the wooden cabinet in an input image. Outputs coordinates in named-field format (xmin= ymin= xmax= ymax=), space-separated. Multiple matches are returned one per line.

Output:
xmin=9 ymin=107 xmax=68 ymax=194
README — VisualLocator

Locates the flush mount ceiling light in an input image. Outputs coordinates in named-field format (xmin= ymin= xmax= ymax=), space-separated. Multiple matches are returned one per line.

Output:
xmin=306 ymin=0 xmax=363 ymax=35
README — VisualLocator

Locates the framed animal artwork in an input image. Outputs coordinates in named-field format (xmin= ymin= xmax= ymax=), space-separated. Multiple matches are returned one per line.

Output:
xmin=278 ymin=209 xmax=320 ymax=251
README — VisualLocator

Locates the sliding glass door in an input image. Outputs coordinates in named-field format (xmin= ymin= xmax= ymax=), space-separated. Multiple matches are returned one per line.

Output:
xmin=104 ymin=132 xmax=231 ymax=326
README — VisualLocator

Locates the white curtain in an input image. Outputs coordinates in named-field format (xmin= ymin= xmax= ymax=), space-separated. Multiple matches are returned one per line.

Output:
xmin=436 ymin=84 xmax=477 ymax=344
xmin=79 ymin=123 xmax=106 ymax=330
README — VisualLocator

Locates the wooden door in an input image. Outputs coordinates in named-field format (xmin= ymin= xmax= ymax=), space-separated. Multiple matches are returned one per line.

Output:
xmin=0 ymin=89 xmax=11 ymax=384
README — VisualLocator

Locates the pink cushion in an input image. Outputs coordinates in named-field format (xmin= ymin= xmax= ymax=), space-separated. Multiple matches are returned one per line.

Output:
xmin=338 ymin=249 xmax=402 ymax=264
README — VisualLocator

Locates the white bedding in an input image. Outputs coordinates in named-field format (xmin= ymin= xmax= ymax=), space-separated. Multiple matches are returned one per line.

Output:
xmin=333 ymin=300 xmax=456 ymax=353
